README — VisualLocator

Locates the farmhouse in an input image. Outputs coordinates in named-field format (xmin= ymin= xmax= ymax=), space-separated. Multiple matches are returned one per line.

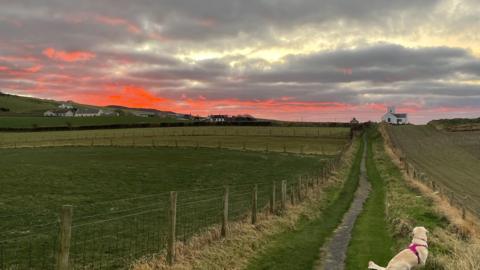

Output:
xmin=74 ymin=108 xmax=104 ymax=117
xmin=382 ymin=106 xmax=408 ymax=124
xmin=43 ymin=109 xmax=76 ymax=117
xmin=208 ymin=115 xmax=229 ymax=122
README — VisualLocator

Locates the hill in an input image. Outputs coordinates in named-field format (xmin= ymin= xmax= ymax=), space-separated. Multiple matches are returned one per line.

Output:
xmin=0 ymin=92 xmax=60 ymax=115
xmin=428 ymin=117 xmax=480 ymax=131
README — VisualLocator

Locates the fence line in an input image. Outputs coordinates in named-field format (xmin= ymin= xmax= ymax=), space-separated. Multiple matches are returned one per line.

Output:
xmin=381 ymin=124 xmax=479 ymax=220
xmin=0 ymin=137 xmax=342 ymax=156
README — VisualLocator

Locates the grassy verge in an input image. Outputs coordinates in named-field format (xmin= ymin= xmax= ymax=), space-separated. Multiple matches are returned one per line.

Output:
xmin=345 ymin=129 xmax=394 ymax=269
xmin=244 ymin=135 xmax=364 ymax=270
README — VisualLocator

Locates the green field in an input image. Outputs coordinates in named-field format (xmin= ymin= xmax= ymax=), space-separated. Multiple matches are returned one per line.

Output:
xmin=0 ymin=126 xmax=349 ymax=269
xmin=387 ymin=125 xmax=480 ymax=217
xmin=0 ymin=116 xmax=182 ymax=129
xmin=0 ymin=93 xmax=59 ymax=115
xmin=0 ymin=126 xmax=350 ymax=155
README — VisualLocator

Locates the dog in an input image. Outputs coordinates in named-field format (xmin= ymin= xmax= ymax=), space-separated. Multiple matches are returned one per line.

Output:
xmin=368 ymin=226 xmax=429 ymax=270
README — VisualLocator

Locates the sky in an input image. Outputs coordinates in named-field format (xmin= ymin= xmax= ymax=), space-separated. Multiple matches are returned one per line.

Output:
xmin=1 ymin=0 xmax=480 ymax=123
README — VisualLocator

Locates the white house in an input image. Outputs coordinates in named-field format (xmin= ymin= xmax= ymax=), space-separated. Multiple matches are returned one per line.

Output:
xmin=59 ymin=103 xmax=74 ymax=109
xmin=382 ymin=106 xmax=408 ymax=124
xmin=44 ymin=109 xmax=76 ymax=117
xmin=74 ymin=108 xmax=104 ymax=117
xmin=208 ymin=115 xmax=229 ymax=122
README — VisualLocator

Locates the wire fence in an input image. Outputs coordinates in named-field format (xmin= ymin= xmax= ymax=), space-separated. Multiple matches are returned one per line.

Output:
xmin=0 ymin=138 xmax=352 ymax=270
xmin=381 ymin=124 xmax=480 ymax=219
xmin=0 ymin=126 xmax=350 ymax=156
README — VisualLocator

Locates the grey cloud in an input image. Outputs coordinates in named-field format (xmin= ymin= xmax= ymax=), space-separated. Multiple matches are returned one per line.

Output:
xmin=248 ymin=44 xmax=480 ymax=83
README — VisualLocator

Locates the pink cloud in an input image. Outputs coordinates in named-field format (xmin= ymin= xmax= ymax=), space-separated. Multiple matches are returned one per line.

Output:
xmin=95 ymin=15 xmax=141 ymax=34
xmin=43 ymin=48 xmax=96 ymax=62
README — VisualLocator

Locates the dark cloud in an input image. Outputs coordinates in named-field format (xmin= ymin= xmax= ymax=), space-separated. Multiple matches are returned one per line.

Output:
xmin=248 ymin=44 xmax=480 ymax=83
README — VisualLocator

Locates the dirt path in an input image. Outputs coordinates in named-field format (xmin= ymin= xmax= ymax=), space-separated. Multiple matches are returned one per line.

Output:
xmin=317 ymin=135 xmax=371 ymax=270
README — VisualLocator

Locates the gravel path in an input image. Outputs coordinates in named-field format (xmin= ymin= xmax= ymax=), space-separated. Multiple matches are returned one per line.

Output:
xmin=318 ymin=135 xmax=371 ymax=270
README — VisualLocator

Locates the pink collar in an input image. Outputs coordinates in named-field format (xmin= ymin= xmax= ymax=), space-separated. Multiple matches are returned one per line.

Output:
xmin=408 ymin=243 xmax=428 ymax=264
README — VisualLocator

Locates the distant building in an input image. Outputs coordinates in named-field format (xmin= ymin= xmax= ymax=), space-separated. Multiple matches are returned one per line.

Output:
xmin=208 ymin=115 xmax=229 ymax=122
xmin=44 ymin=109 xmax=76 ymax=117
xmin=350 ymin=117 xmax=359 ymax=125
xmin=58 ymin=103 xmax=74 ymax=109
xmin=74 ymin=108 xmax=104 ymax=117
xmin=132 ymin=111 xmax=157 ymax=117
xmin=382 ymin=106 xmax=408 ymax=124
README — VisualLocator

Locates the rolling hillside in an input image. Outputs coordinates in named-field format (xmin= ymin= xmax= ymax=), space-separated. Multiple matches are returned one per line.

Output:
xmin=0 ymin=92 xmax=60 ymax=115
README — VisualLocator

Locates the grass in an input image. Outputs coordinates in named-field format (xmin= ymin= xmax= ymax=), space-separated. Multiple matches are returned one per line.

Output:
xmin=0 ymin=146 xmax=329 ymax=226
xmin=387 ymin=125 xmax=480 ymax=216
xmin=0 ymin=126 xmax=350 ymax=155
xmin=0 ymin=93 xmax=59 ymax=115
xmin=0 ymin=115 xmax=181 ymax=128
xmin=244 ymin=134 xmax=364 ymax=270
xmin=345 ymin=128 xmax=395 ymax=269
xmin=375 ymin=126 xmax=454 ymax=269
xmin=0 ymin=126 xmax=350 ymax=269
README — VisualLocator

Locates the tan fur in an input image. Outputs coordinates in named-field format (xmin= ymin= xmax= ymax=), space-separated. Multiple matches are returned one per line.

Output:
xmin=368 ymin=227 xmax=429 ymax=270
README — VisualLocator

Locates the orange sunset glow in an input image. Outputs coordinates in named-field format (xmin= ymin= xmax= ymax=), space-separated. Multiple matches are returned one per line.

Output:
xmin=1 ymin=0 xmax=480 ymax=123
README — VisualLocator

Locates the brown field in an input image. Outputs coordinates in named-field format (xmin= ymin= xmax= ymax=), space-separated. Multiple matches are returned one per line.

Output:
xmin=386 ymin=125 xmax=480 ymax=216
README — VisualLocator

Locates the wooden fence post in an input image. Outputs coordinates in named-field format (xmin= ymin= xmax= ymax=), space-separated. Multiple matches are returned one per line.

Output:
xmin=221 ymin=186 xmax=229 ymax=237
xmin=281 ymin=180 xmax=287 ymax=211
xmin=252 ymin=185 xmax=257 ymax=224
xmin=323 ymin=167 xmax=326 ymax=183
xmin=290 ymin=184 xmax=295 ymax=205
xmin=297 ymin=179 xmax=302 ymax=202
xmin=56 ymin=205 xmax=73 ymax=270
xmin=462 ymin=207 xmax=466 ymax=220
xmin=270 ymin=182 xmax=276 ymax=214
xmin=167 ymin=191 xmax=177 ymax=265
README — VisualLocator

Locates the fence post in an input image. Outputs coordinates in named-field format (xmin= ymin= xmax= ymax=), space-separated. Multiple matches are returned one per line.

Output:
xmin=252 ymin=185 xmax=257 ymax=224
xmin=323 ymin=167 xmax=326 ymax=183
xmin=270 ymin=182 xmax=276 ymax=214
xmin=56 ymin=205 xmax=73 ymax=270
xmin=221 ymin=186 xmax=229 ymax=237
xmin=290 ymin=184 xmax=295 ymax=205
xmin=281 ymin=180 xmax=287 ymax=211
xmin=167 ymin=191 xmax=177 ymax=265
xmin=283 ymin=144 xmax=286 ymax=153
xmin=297 ymin=179 xmax=302 ymax=202
xmin=462 ymin=207 xmax=466 ymax=220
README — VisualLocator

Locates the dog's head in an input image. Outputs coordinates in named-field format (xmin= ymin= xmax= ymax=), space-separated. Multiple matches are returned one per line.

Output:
xmin=412 ymin=226 xmax=429 ymax=240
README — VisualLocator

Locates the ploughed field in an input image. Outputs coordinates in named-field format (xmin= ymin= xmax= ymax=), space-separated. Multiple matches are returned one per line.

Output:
xmin=387 ymin=125 xmax=480 ymax=216
xmin=0 ymin=126 xmax=350 ymax=269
